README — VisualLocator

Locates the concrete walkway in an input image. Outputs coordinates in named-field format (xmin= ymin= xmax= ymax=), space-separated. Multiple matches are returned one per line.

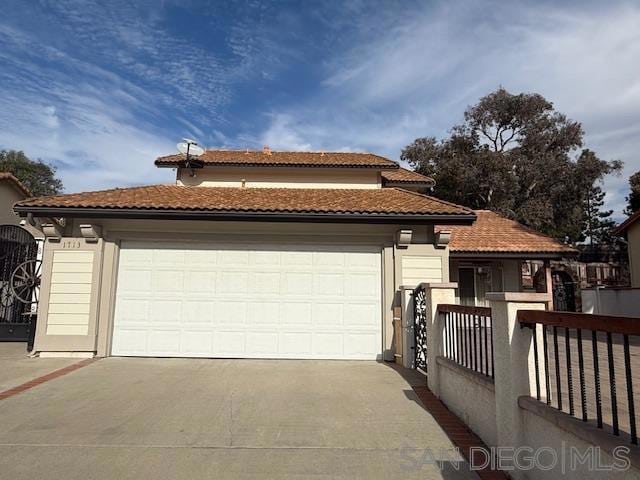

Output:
xmin=0 ymin=343 xmax=80 ymax=391
xmin=0 ymin=358 xmax=479 ymax=479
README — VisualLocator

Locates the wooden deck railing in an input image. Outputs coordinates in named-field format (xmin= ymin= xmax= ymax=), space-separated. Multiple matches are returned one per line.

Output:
xmin=518 ymin=310 xmax=640 ymax=445
xmin=437 ymin=304 xmax=494 ymax=379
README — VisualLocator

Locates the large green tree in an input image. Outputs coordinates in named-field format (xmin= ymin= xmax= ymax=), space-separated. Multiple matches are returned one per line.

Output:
xmin=0 ymin=150 xmax=63 ymax=197
xmin=624 ymin=171 xmax=640 ymax=216
xmin=401 ymin=88 xmax=622 ymax=243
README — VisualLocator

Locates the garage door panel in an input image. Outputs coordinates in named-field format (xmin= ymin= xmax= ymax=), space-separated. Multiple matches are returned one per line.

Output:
xmin=250 ymin=250 xmax=279 ymax=266
xmin=150 ymin=300 xmax=181 ymax=323
xmin=312 ymin=303 xmax=344 ymax=326
xmin=213 ymin=331 xmax=245 ymax=355
xmin=282 ymin=251 xmax=313 ymax=266
xmin=181 ymin=331 xmax=213 ymax=355
xmin=184 ymin=249 xmax=217 ymax=267
xmin=281 ymin=303 xmax=312 ymax=325
xmin=313 ymin=333 xmax=344 ymax=356
xmin=148 ymin=329 xmax=181 ymax=354
xmin=253 ymin=272 xmax=280 ymax=293
xmin=344 ymin=304 xmax=380 ymax=327
xmin=118 ymin=269 xmax=152 ymax=292
xmin=313 ymin=251 xmax=345 ymax=267
xmin=313 ymin=273 xmax=344 ymax=296
xmin=111 ymin=299 xmax=148 ymax=323
xmin=215 ymin=301 xmax=246 ymax=325
xmin=344 ymin=332 xmax=379 ymax=357
xmin=112 ymin=242 xmax=382 ymax=359
xmin=219 ymin=250 xmax=249 ymax=265
xmin=281 ymin=332 xmax=312 ymax=355
xmin=112 ymin=328 xmax=148 ymax=355
xmin=182 ymin=301 xmax=215 ymax=323
xmin=185 ymin=271 xmax=216 ymax=293
xmin=218 ymin=272 xmax=248 ymax=293
xmin=247 ymin=302 xmax=280 ymax=325
xmin=153 ymin=248 xmax=184 ymax=265
xmin=246 ymin=332 xmax=279 ymax=355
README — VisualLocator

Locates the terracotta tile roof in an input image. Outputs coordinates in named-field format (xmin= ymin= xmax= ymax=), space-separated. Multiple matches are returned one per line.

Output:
xmin=439 ymin=210 xmax=577 ymax=255
xmin=381 ymin=167 xmax=434 ymax=185
xmin=15 ymin=185 xmax=475 ymax=219
xmin=0 ymin=172 xmax=31 ymax=197
xmin=155 ymin=150 xmax=399 ymax=169
xmin=613 ymin=210 xmax=640 ymax=235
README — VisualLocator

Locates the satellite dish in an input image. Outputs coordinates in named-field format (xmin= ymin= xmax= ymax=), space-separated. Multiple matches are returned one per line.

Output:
xmin=177 ymin=139 xmax=204 ymax=157
xmin=176 ymin=138 xmax=205 ymax=175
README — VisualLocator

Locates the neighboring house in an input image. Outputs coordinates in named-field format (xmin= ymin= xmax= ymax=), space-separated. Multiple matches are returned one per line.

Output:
xmin=14 ymin=148 xmax=474 ymax=360
xmin=440 ymin=210 xmax=578 ymax=308
xmin=614 ymin=210 xmax=640 ymax=288
xmin=0 ymin=172 xmax=31 ymax=225
xmin=581 ymin=211 xmax=640 ymax=317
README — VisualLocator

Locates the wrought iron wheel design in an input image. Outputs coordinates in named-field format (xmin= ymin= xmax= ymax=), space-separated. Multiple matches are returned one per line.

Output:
xmin=10 ymin=259 xmax=42 ymax=304
xmin=0 ymin=282 xmax=14 ymax=308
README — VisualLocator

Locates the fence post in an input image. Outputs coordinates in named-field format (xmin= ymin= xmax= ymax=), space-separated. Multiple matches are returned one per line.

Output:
xmin=423 ymin=282 xmax=458 ymax=397
xmin=487 ymin=292 xmax=548 ymax=478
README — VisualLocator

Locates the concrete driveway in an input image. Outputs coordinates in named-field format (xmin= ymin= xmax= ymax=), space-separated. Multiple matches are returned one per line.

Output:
xmin=0 ymin=358 xmax=478 ymax=479
xmin=0 ymin=343 xmax=80 ymax=391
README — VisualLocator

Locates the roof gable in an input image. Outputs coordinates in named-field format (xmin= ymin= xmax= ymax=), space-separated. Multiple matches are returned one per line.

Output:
xmin=0 ymin=172 xmax=31 ymax=198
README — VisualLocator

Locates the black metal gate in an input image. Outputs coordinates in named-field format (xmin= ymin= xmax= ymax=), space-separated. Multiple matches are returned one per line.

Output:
xmin=552 ymin=270 xmax=577 ymax=312
xmin=0 ymin=225 xmax=38 ymax=343
xmin=413 ymin=284 xmax=427 ymax=371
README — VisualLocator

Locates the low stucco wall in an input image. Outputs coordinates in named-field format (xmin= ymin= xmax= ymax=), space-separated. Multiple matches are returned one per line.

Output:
xmin=581 ymin=288 xmax=640 ymax=317
xmin=436 ymin=356 xmax=498 ymax=447
xmin=519 ymin=398 xmax=639 ymax=479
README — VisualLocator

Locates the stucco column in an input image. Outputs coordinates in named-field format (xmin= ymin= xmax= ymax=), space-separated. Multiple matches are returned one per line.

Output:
xmin=423 ymin=283 xmax=457 ymax=396
xmin=487 ymin=292 xmax=547 ymax=478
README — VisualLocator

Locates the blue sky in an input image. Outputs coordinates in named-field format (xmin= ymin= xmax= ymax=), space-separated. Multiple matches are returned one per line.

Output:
xmin=1 ymin=1 xmax=639 ymax=219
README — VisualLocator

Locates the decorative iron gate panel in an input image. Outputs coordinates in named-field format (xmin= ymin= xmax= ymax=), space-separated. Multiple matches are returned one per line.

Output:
xmin=552 ymin=271 xmax=577 ymax=312
xmin=413 ymin=284 xmax=427 ymax=371
xmin=0 ymin=225 xmax=38 ymax=343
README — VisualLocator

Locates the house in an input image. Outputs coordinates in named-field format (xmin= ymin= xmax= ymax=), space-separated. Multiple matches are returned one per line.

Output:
xmin=614 ymin=210 xmax=640 ymax=288
xmin=582 ymin=211 xmax=640 ymax=317
xmin=14 ymin=148 xmax=475 ymax=360
xmin=440 ymin=210 xmax=578 ymax=308
xmin=0 ymin=172 xmax=31 ymax=225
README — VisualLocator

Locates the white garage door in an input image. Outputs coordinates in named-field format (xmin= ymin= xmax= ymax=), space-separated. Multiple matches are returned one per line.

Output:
xmin=111 ymin=241 xmax=382 ymax=359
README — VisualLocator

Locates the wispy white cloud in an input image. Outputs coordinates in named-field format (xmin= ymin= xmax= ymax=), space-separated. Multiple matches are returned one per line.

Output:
xmin=255 ymin=0 xmax=640 ymax=217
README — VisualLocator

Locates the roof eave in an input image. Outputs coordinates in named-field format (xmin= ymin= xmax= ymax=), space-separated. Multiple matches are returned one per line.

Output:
xmin=383 ymin=181 xmax=435 ymax=188
xmin=613 ymin=210 xmax=640 ymax=235
xmin=154 ymin=161 xmax=399 ymax=170
xmin=450 ymin=251 xmax=579 ymax=259
xmin=14 ymin=205 xmax=476 ymax=225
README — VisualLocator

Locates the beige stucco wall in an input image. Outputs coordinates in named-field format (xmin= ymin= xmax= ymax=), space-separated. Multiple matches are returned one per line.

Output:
xmin=32 ymin=218 xmax=451 ymax=359
xmin=628 ymin=221 xmax=640 ymax=288
xmin=437 ymin=358 xmax=498 ymax=447
xmin=0 ymin=182 xmax=26 ymax=225
xmin=176 ymin=166 xmax=381 ymax=189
